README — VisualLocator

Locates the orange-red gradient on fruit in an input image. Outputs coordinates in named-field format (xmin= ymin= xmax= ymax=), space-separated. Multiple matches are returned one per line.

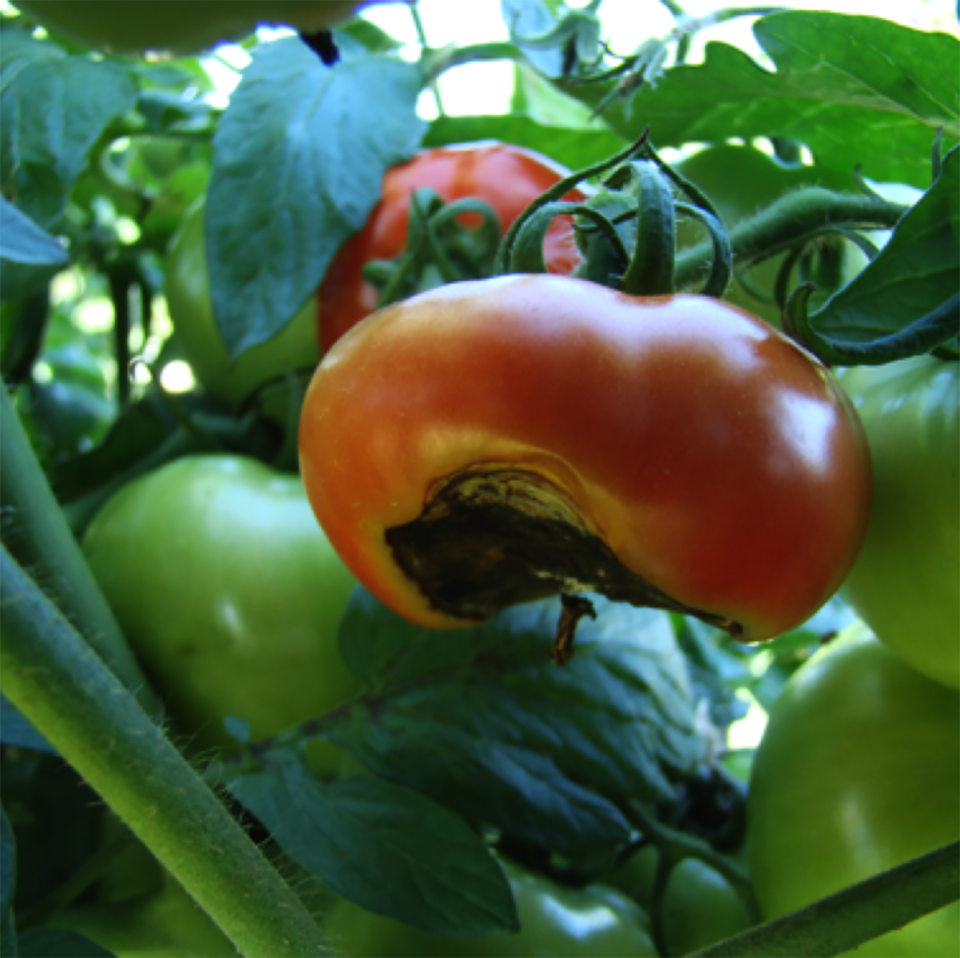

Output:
xmin=300 ymin=275 xmax=872 ymax=642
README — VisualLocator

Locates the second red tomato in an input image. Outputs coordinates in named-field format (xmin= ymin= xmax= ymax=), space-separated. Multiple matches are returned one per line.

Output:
xmin=317 ymin=143 xmax=585 ymax=351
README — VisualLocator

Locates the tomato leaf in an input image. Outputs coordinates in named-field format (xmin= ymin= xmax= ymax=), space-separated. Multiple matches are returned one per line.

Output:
xmin=0 ymin=57 xmax=138 ymax=228
xmin=0 ymin=199 xmax=67 ymax=268
xmin=1 ymin=807 xmax=16 ymax=958
xmin=794 ymin=146 xmax=960 ymax=364
xmin=226 ymin=765 xmax=519 ymax=937
xmin=15 ymin=929 xmax=113 ymax=958
xmin=206 ymin=35 xmax=426 ymax=360
xmin=564 ymin=12 xmax=958 ymax=186
xmin=315 ymin=591 xmax=705 ymax=853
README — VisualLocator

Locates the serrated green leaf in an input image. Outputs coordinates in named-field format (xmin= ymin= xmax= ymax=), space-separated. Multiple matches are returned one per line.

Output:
xmin=565 ymin=12 xmax=958 ymax=186
xmin=423 ymin=114 xmax=623 ymax=174
xmin=227 ymin=766 xmax=518 ymax=938
xmin=206 ymin=36 xmax=426 ymax=360
xmin=806 ymin=146 xmax=959 ymax=355
xmin=0 ymin=57 xmax=138 ymax=228
xmin=324 ymin=591 xmax=705 ymax=852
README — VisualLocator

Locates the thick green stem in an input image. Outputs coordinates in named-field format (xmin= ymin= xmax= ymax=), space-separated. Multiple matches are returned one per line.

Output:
xmin=0 ymin=545 xmax=329 ymax=958
xmin=693 ymin=841 xmax=960 ymax=958
xmin=0 ymin=382 xmax=160 ymax=716
xmin=675 ymin=189 xmax=906 ymax=290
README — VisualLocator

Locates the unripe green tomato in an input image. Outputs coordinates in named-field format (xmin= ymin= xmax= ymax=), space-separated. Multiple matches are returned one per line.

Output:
xmin=14 ymin=0 xmax=374 ymax=57
xmin=676 ymin=145 xmax=863 ymax=325
xmin=164 ymin=200 xmax=320 ymax=411
xmin=838 ymin=357 xmax=959 ymax=688
xmin=747 ymin=621 xmax=960 ymax=957
xmin=607 ymin=845 xmax=754 ymax=955
xmin=323 ymin=858 xmax=658 ymax=957
xmin=81 ymin=455 xmax=359 ymax=767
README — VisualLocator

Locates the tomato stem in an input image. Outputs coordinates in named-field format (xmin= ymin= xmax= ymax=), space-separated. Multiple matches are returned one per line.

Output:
xmin=696 ymin=842 xmax=960 ymax=958
xmin=495 ymin=129 xmax=650 ymax=276
xmin=0 ymin=381 xmax=161 ymax=716
xmin=675 ymin=188 xmax=905 ymax=291
xmin=0 ymin=545 xmax=330 ymax=957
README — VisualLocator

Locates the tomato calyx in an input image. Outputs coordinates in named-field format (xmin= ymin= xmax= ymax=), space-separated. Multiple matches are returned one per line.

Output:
xmin=385 ymin=467 xmax=744 ymax=661
xmin=362 ymin=187 xmax=504 ymax=310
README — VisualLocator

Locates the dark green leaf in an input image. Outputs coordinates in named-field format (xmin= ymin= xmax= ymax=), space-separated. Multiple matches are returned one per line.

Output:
xmin=322 ymin=591 xmax=705 ymax=852
xmin=803 ymin=145 xmax=960 ymax=362
xmin=0 ymin=57 xmax=138 ymax=227
xmin=0 ymin=28 xmax=63 ymax=94
xmin=0 ymin=199 xmax=67 ymax=267
xmin=567 ymin=13 xmax=958 ymax=186
xmin=0 ymin=806 xmax=14 ymax=908
xmin=227 ymin=765 xmax=518 ymax=937
xmin=17 ymin=928 xmax=113 ymax=958
xmin=423 ymin=114 xmax=624 ymax=175
xmin=0 ymin=754 xmax=99 ymax=916
xmin=207 ymin=36 xmax=425 ymax=359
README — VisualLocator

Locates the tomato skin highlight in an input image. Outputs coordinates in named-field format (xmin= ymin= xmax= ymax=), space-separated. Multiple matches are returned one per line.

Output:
xmin=317 ymin=143 xmax=586 ymax=352
xmin=747 ymin=621 xmax=960 ymax=957
xmin=299 ymin=274 xmax=871 ymax=642
xmin=838 ymin=357 xmax=959 ymax=689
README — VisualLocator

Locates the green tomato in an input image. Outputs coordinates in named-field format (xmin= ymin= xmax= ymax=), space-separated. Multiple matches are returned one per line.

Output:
xmin=675 ymin=144 xmax=863 ymax=325
xmin=81 ymin=455 xmax=359 ymax=767
xmin=607 ymin=845 xmax=754 ymax=955
xmin=838 ymin=357 xmax=959 ymax=689
xmin=164 ymin=200 xmax=320 ymax=411
xmin=747 ymin=621 xmax=960 ymax=957
xmin=15 ymin=0 xmax=372 ymax=57
xmin=323 ymin=858 xmax=659 ymax=958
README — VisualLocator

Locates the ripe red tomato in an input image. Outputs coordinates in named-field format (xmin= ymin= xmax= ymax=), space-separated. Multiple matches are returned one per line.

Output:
xmin=317 ymin=143 xmax=586 ymax=352
xmin=299 ymin=275 xmax=871 ymax=643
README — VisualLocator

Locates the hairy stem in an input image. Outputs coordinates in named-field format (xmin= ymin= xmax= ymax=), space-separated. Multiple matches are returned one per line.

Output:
xmin=0 ymin=381 xmax=160 ymax=716
xmin=0 ymin=545 xmax=329 ymax=958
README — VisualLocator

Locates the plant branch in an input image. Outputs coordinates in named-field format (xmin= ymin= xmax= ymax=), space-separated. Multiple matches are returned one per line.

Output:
xmin=0 ymin=381 xmax=161 ymax=716
xmin=693 ymin=841 xmax=960 ymax=957
xmin=0 ymin=545 xmax=329 ymax=957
